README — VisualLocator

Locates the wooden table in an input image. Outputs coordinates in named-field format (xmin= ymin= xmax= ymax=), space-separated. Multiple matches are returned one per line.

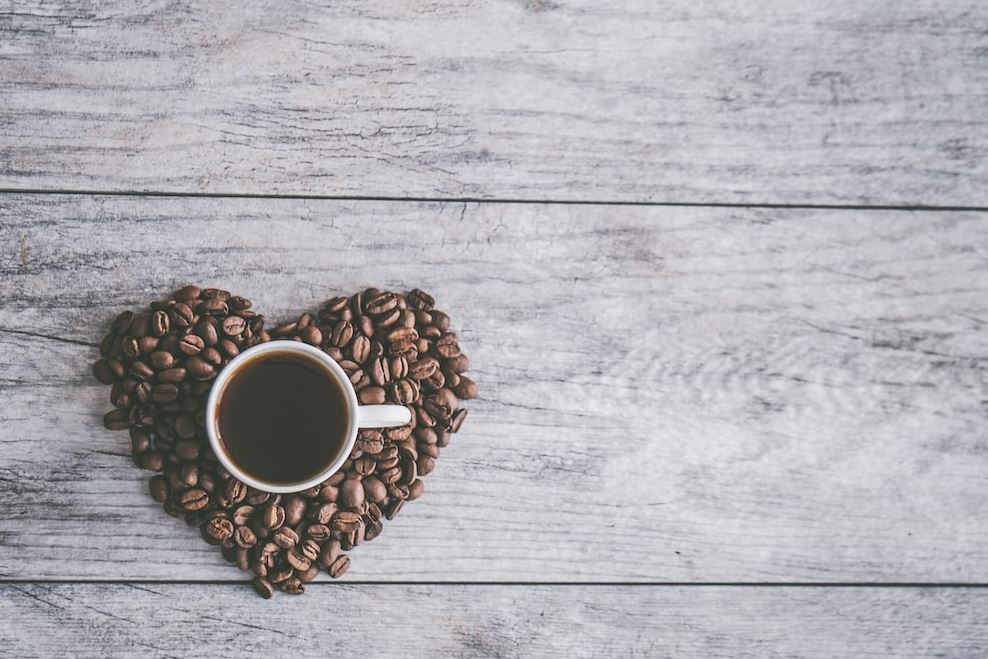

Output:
xmin=2 ymin=2 xmax=987 ymax=656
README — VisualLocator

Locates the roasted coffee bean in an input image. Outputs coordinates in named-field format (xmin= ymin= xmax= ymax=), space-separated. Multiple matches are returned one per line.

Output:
xmin=443 ymin=369 xmax=461 ymax=388
xmin=200 ymin=298 xmax=229 ymax=316
xmin=300 ymin=538 xmax=321 ymax=562
xmin=385 ymin=499 xmax=405 ymax=520
xmin=407 ymin=288 xmax=435 ymax=310
xmin=225 ymin=478 xmax=248 ymax=505
xmin=179 ymin=462 xmax=198 ymax=487
xmin=151 ymin=310 xmax=170 ymax=337
xmin=175 ymin=439 xmax=200 ymax=460
xmin=389 ymin=355 xmax=410 ymax=379
xmin=390 ymin=338 xmax=418 ymax=361
xmin=219 ymin=315 xmax=245 ymax=337
xmin=171 ymin=302 xmax=195 ymax=327
xmin=185 ymin=356 xmax=214 ymax=379
xmin=279 ymin=577 xmax=304 ymax=595
xmin=149 ymin=350 xmax=175 ymax=371
xmin=408 ymin=478 xmax=425 ymax=500
xmin=318 ymin=484 xmax=339 ymax=502
xmin=235 ymin=525 xmax=258 ymax=548
xmin=310 ymin=502 xmax=338 ymax=525
xmin=450 ymin=408 xmax=468 ymax=432
xmin=205 ymin=517 xmax=234 ymax=542
xmin=365 ymin=519 xmax=383 ymax=541
xmin=358 ymin=386 xmax=386 ymax=405
xmin=369 ymin=357 xmax=388 ymax=386
xmin=419 ymin=442 xmax=440 ymax=459
xmin=93 ymin=359 xmax=118 ymax=384
xmin=386 ymin=423 xmax=413 ymax=442
xmin=445 ymin=353 xmax=469 ymax=374
xmin=268 ymin=564 xmax=293 ymax=585
xmin=157 ymin=367 xmax=187 ymax=384
xmin=355 ymin=455 xmax=376 ymax=476
xmin=172 ymin=414 xmax=197 ymax=440
xmin=140 ymin=450 xmax=165 ymax=471
xmin=195 ymin=319 xmax=219 ymax=346
xmin=121 ymin=336 xmax=141 ymax=360
xmin=331 ymin=321 xmax=354 ymax=348
xmin=252 ymin=576 xmax=274 ymax=599
xmin=356 ymin=430 xmax=385 ymax=454
xmin=201 ymin=347 xmax=222 ymax=365
xmin=331 ymin=511 xmax=362 ymax=533
xmin=103 ymin=409 xmax=130 ymax=430
xmin=297 ymin=325 xmax=322 ymax=345
xmin=286 ymin=550 xmax=311 ymax=572
xmin=218 ymin=338 xmax=240 ymax=358
xmin=339 ymin=478 xmax=365 ymax=509
xmin=130 ymin=361 xmax=155 ymax=381
xmin=435 ymin=429 xmax=451 ymax=448
xmin=362 ymin=476 xmax=387 ymax=503
xmin=232 ymin=505 xmax=255 ymax=526
xmin=263 ymin=503 xmax=286 ymax=530
xmin=349 ymin=334 xmax=371 ymax=363
xmin=364 ymin=291 xmax=398 ymax=315
xmin=421 ymin=370 xmax=445 ymax=393
xmin=178 ymin=333 xmax=205 ymax=355
xmin=173 ymin=285 xmax=201 ymax=301
xmin=150 ymin=383 xmax=178 ymax=403
xmin=282 ymin=496 xmax=306 ymax=527
xmin=273 ymin=526 xmax=299 ymax=550
xmin=148 ymin=475 xmax=169 ymax=502
xmin=111 ymin=310 xmax=136 ymax=335
xmin=416 ymin=454 xmax=436 ymax=477
xmin=179 ymin=488 xmax=209 ymax=511
xmin=318 ymin=538 xmax=341 ymax=567
xmin=408 ymin=357 xmax=439 ymax=380
xmin=390 ymin=379 xmax=419 ymax=405
xmin=307 ymin=524 xmax=332 ymax=542
xmin=328 ymin=555 xmax=350 ymax=578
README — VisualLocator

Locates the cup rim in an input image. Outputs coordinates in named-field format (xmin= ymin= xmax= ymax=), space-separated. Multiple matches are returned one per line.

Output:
xmin=205 ymin=340 xmax=360 ymax=494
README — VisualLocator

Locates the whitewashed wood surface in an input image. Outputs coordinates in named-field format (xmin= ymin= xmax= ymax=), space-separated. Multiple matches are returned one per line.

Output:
xmin=2 ymin=584 xmax=986 ymax=658
xmin=1 ymin=1 xmax=986 ymax=205
xmin=1 ymin=194 xmax=986 ymax=585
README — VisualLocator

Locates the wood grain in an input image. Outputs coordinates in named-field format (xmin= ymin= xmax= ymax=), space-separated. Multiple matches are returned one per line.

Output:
xmin=1 ymin=1 xmax=986 ymax=205
xmin=0 ymin=194 xmax=986 ymax=581
xmin=1 ymin=584 xmax=986 ymax=658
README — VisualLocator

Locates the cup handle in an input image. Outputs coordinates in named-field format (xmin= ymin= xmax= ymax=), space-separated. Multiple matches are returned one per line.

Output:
xmin=355 ymin=405 xmax=412 ymax=428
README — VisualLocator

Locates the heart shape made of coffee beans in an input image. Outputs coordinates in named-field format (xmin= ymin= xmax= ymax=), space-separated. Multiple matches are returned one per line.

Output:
xmin=93 ymin=286 xmax=475 ymax=598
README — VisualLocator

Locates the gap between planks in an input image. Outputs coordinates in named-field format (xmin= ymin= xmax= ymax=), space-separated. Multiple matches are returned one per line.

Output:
xmin=1 ymin=186 xmax=987 ymax=213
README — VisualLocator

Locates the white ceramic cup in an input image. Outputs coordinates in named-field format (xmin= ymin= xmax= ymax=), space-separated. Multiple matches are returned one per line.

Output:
xmin=206 ymin=340 xmax=411 ymax=493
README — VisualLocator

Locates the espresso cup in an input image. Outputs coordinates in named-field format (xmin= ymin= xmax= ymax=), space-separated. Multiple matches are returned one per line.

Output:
xmin=206 ymin=340 xmax=411 ymax=493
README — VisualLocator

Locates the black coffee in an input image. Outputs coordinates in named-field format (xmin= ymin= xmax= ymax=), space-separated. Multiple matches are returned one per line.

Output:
xmin=216 ymin=350 xmax=349 ymax=485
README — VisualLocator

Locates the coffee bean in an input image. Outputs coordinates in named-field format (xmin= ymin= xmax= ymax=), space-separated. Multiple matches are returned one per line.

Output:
xmin=297 ymin=325 xmax=322 ymax=345
xmin=330 ymin=511 xmax=362 ymax=533
xmin=408 ymin=357 xmax=439 ymax=380
xmin=175 ymin=439 xmax=200 ymax=460
xmin=328 ymin=555 xmax=350 ymax=578
xmin=221 ymin=315 xmax=246 ymax=337
xmin=200 ymin=298 xmax=229 ymax=316
xmin=178 ymin=334 xmax=205 ymax=356
xmin=407 ymin=288 xmax=435 ymax=310
xmin=262 ymin=503 xmax=286 ymax=530
xmin=356 ymin=430 xmax=384 ymax=454
xmin=310 ymin=502 xmax=338 ymax=525
xmin=201 ymin=347 xmax=222 ymax=366
xmin=148 ymin=475 xmax=169 ymax=502
xmin=364 ymin=291 xmax=398 ymax=315
xmin=131 ymin=361 xmax=155 ymax=381
xmin=121 ymin=336 xmax=141 ymax=360
xmin=390 ymin=379 xmax=419 ymax=405
xmin=150 ymin=310 xmax=170 ymax=337
xmin=354 ymin=455 xmax=376 ymax=476
xmin=273 ymin=526 xmax=299 ymax=550
xmin=349 ymin=334 xmax=371 ymax=363
xmin=362 ymin=476 xmax=387 ymax=503
xmin=171 ymin=302 xmax=195 ymax=327
xmin=148 ymin=350 xmax=174 ymax=371
xmin=157 ymin=367 xmax=187 ymax=384
xmin=205 ymin=517 xmax=234 ymax=542
xmin=365 ymin=519 xmax=383 ymax=541
xmin=179 ymin=488 xmax=209 ymax=511
xmin=408 ymin=479 xmax=424 ymax=501
xmin=331 ymin=321 xmax=354 ymax=348
xmin=385 ymin=499 xmax=405 ymax=520
xmin=103 ymin=409 xmax=129 ymax=430
xmin=339 ymin=478 xmax=365 ymax=509
xmin=235 ymin=525 xmax=257 ymax=548
xmin=306 ymin=525 xmax=331 ymax=542
xmin=445 ymin=353 xmax=470 ymax=374
xmin=358 ymin=386 xmax=386 ymax=405
xmin=93 ymin=360 xmax=118 ymax=384
xmin=110 ymin=310 xmax=135 ymax=335
xmin=450 ymin=408 xmax=468 ymax=432
xmin=286 ymin=550 xmax=311 ymax=572
xmin=252 ymin=577 xmax=274 ymax=599
xmin=225 ymin=479 xmax=247 ymax=505
xmin=279 ymin=577 xmax=304 ymax=595
xmin=185 ymin=356 xmax=214 ymax=380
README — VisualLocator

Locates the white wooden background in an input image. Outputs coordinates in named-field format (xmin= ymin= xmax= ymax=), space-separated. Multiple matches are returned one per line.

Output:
xmin=1 ymin=1 xmax=987 ymax=657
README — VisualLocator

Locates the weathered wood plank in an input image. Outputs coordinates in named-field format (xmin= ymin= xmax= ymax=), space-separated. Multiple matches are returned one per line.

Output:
xmin=1 ymin=2 xmax=986 ymax=205
xmin=1 ymin=584 xmax=986 ymax=658
xmin=0 ymin=195 xmax=987 ymax=581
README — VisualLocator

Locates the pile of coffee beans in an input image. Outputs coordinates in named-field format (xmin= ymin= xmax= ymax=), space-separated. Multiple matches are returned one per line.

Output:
xmin=93 ymin=286 xmax=475 ymax=598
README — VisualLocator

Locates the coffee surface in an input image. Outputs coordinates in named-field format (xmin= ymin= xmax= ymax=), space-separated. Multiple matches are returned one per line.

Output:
xmin=217 ymin=351 xmax=348 ymax=484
